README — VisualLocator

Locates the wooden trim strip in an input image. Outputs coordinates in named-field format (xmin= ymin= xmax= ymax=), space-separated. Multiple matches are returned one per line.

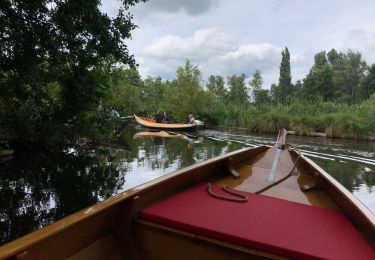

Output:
xmin=136 ymin=220 xmax=289 ymax=260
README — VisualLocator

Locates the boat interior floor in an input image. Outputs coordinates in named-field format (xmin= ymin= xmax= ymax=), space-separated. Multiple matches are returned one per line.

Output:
xmin=213 ymin=147 xmax=338 ymax=209
xmin=68 ymin=234 xmax=122 ymax=260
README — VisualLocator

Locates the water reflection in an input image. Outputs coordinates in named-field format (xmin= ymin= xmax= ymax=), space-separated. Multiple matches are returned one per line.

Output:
xmin=0 ymin=146 xmax=128 ymax=244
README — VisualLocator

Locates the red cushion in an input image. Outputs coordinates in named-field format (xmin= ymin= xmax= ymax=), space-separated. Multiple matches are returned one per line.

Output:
xmin=140 ymin=183 xmax=374 ymax=259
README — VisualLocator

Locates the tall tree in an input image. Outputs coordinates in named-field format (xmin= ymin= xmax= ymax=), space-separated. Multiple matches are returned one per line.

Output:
xmin=277 ymin=47 xmax=293 ymax=104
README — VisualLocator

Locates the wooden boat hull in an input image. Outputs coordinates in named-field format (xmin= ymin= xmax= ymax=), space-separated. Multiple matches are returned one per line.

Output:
xmin=0 ymin=136 xmax=374 ymax=259
xmin=134 ymin=115 xmax=198 ymax=132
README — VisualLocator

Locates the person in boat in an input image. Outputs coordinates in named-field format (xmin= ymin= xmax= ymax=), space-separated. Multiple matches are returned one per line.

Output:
xmin=154 ymin=112 xmax=163 ymax=123
xmin=162 ymin=112 xmax=170 ymax=123
xmin=109 ymin=105 xmax=120 ymax=117
xmin=188 ymin=113 xmax=195 ymax=124
xmin=97 ymin=99 xmax=103 ymax=111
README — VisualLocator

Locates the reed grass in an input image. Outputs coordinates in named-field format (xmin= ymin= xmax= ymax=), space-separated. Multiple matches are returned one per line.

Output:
xmin=203 ymin=95 xmax=375 ymax=139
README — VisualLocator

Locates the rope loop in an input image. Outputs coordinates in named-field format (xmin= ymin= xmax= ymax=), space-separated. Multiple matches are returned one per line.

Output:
xmin=207 ymin=183 xmax=248 ymax=202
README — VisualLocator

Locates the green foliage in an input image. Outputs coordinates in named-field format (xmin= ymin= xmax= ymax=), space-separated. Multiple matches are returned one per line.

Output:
xmin=140 ymin=76 xmax=166 ymax=116
xmin=106 ymin=67 xmax=142 ymax=116
xmin=227 ymin=74 xmax=248 ymax=105
xmin=302 ymin=63 xmax=334 ymax=101
xmin=359 ymin=64 xmax=375 ymax=100
xmin=253 ymin=89 xmax=271 ymax=106
xmin=163 ymin=59 xmax=210 ymax=122
xmin=275 ymin=47 xmax=293 ymax=104
xmin=293 ymin=49 xmax=369 ymax=104
xmin=332 ymin=50 xmax=367 ymax=103
xmin=206 ymin=75 xmax=227 ymax=101
xmin=0 ymin=0 xmax=144 ymax=144
xmin=2 ymin=3 xmax=375 ymax=146
xmin=249 ymin=69 xmax=263 ymax=90
xmin=249 ymin=70 xmax=270 ymax=105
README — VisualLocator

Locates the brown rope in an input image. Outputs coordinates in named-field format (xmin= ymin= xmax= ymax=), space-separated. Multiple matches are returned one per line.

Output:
xmin=207 ymin=183 xmax=248 ymax=202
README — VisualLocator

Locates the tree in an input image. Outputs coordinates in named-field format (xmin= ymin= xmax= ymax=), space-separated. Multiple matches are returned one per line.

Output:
xmin=0 ymin=0 xmax=144 ymax=143
xmin=303 ymin=64 xmax=334 ymax=101
xmin=206 ymin=75 xmax=227 ymax=101
xmin=332 ymin=50 xmax=367 ymax=103
xmin=249 ymin=70 xmax=269 ymax=105
xmin=270 ymin=83 xmax=279 ymax=103
xmin=327 ymin=48 xmax=341 ymax=65
xmin=359 ymin=64 xmax=375 ymax=100
xmin=271 ymin=47 xmax=294 ymax=104
xmin=164 ymin=59 xmax=208 ymax=121
xmin=253 ymin=89 xmax=270 ymax=105
xmin=227 ymin=74 xmax=248 ymax=105
xmin=141 ymin=76 xmax=166 ymax=115
xmin=277 ymin=47 xmax=293 ymax=104
xmin=313 ymin=51 xmax=328 ymax=68
xmin=301 ymin=51 xmax=334 ymax=101
xmin=249 ymin=69 xmax=263 ymax=90
xmin=107 ymin=67 xmax=143 ymax=116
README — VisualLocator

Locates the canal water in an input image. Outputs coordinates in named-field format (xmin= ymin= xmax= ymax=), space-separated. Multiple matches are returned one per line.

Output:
xmin=0 ymin=123 xmax=374 ymax=244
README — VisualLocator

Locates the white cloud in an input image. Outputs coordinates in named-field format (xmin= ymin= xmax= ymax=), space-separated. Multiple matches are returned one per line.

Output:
xmin=144 ymin=28 xmax=234 ymax=60
xmin=139 ymin=28 xmax=287 ymax=87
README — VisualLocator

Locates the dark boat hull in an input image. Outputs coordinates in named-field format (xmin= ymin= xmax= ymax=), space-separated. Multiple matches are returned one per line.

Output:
xmin=139 ymin=124 xmax=197 ymax=132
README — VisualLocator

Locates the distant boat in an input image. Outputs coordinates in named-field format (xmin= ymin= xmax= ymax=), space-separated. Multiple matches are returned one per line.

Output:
xmin=134 ymin=114 xmax=198 ymax=132
xmin=0 ymin=129 xmax=374 ymax=259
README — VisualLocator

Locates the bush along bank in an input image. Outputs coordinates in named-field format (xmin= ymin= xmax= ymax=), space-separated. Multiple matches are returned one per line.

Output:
xmin=203 ymin=96 xmax=375 ymax=140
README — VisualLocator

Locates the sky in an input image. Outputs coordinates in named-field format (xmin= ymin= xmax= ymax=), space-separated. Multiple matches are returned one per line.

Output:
xmin=101 ymin=0 xmax=375 ymax=88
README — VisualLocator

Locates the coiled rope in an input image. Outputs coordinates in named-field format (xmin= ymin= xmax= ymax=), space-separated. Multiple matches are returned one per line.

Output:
xmin=207 ymin=182 xmax=248 ymax=202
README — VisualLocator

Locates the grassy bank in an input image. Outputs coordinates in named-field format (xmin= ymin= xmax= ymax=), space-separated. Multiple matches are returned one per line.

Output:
xmin=203 ymin=95 xmax=375 ymax=140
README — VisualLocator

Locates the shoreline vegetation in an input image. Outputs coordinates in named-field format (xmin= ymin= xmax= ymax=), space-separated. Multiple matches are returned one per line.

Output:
xmin=1 ymin=2 xmax=375 ymax=149
xmin=202 ymin=98 xmax=375 ymax=141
